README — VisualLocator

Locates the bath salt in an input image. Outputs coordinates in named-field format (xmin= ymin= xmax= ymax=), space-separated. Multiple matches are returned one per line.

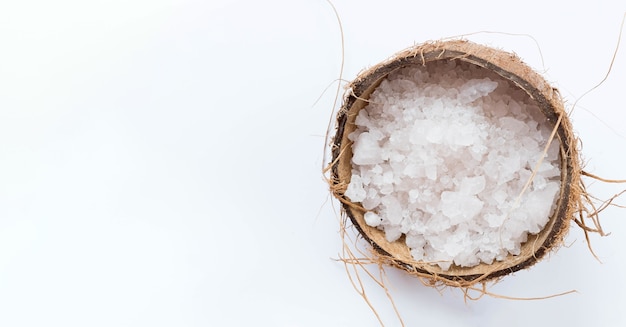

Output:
xmin=343 ymin=60 xmax=561 ymax=271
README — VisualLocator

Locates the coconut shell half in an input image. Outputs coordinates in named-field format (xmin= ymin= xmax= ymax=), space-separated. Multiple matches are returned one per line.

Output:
xmin=330 ymin=40 xmax=579 ymax=286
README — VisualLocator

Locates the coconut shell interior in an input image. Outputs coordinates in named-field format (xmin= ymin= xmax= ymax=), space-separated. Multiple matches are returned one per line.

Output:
xmin=331 ymin=40 xmax=576 ymax=285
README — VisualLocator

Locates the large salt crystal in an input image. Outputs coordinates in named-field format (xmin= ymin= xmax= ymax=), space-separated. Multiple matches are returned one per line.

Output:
xmin=351 ymin=131 xmax=384 ymax=165
xmin=344 ymin=175 xmax=366 ymax=202
xmin=458 ymin=78 xmax=498 ymax=104
xmin=425 ymin=165 xmax=438 ymax=181
xmin=354 ymin=109 xmax=371 ymax=127
xmin=381 ymin=195 xmax=403 ymax=224
xmin=345 ymin=60 xmax=561 ymax=271
xmin=484 ymin=213 xmax=505 ymax=228
xmin=459 ymin=176 xmax=486 ymax=195
xmin=364 ymin=211 xmax=382 ymax=227
xmin=409 ymin=120 xmax=429 ymax=145
xmin=440 ymin=191 xmax=462 ymax=220
xmin=499 ymin=116 xmax=529 ymax=134
xmin=426 ymin=125 xmax=444 ymax=143
xmin=362 ymin=188 xmax=381 ymax=210
xmin=441 ymin=191 xmax=484 ymax=224
xmin=406 ymin=232 xmax=426 ymax=249
xmin=384 ymin=225 xmax=402 ymax=242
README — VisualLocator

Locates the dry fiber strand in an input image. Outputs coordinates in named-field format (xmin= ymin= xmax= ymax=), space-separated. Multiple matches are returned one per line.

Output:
xmin=329 ymin=40 xmax=583 ymax=288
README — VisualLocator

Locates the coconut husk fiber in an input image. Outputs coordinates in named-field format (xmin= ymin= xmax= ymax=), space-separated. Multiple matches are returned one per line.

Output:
xmin=329 ymin=40 xmax=581 ymax=288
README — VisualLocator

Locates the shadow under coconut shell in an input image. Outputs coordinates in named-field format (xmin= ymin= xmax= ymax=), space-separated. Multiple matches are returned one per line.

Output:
xmin=330 ymin=40 xmax=580 ymax=287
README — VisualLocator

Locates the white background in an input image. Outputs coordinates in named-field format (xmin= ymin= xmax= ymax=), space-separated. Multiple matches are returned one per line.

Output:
xmin=1 ymin=1 xmax=625 ymax=326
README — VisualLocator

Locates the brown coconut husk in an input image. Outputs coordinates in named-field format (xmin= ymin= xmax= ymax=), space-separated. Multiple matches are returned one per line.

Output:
xmin=329 ymin=40 xmax=582 ymax=288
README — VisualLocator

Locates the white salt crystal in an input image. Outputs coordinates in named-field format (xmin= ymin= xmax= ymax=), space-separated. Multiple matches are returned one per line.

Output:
xmin=345 ymin=60 xmax=561 ymax=271
xmin=547 ymin=140 xmax=560 ymax=160
xmin=344 ymin=175 xmax=366 ymax=202
xmin=379 ymin=183 xmax=394 ymax=195
xmin=406 ymin=232 xmax=426 ymax=249
xmin=384 ymin=225 xmax=402 ymax=242
xmin=459 ymin=176 xmax=486 ymax=195
xmin=371 ymin=164 xmax=383 ymax=174
xmin=382 ymin=170 xmax=394 ymax=184
xmin=403 ymin=163 xmax=420 ymax=178
xmin=500 ymin=116 xmax=529 ymax=134
xmin=426 ymin=125 xmax=444 ymax=143
xmin=362 ymin=188 xmax=381 ymax=210
xmin=440 ymin=191 xmax=462 ymax=220
xmin=409 ymin=120 xmax=429 ymax=145
xmin=354 ymin=109 xmax=371 ymax=127
xmin=352 ymin=132 xmax=383 ymax=165
xmin=458 ymin=78 xmax=498 ymax=104
xmin=410 ymin=248 xmax=425 ymax=261
xmin=484 ymin=213 xmax=505 ymax=228
xmin=444 ymin=241 xmax=464 ymax=257
xmin=364 ymin=211 xmax=382 ymax=227
xmin=441 ymin=191 xmax=484 ymax=224
xmin=425 ymin=165 xmax=438 ymax=181
xmin=532 ymin=175 xmax=547 ymax=190
xmin=381 ymin=195 xmax=403 ymax=224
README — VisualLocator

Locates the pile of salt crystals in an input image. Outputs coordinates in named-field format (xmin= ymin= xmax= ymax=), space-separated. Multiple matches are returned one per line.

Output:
xmin=344 ymin=60 xmax=561 ymax=271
